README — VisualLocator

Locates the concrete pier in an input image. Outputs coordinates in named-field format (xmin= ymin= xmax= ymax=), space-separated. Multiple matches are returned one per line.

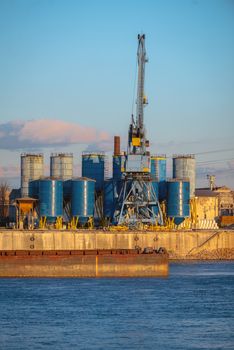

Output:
xmin=0 ymin=229 xmax=233 ymax=259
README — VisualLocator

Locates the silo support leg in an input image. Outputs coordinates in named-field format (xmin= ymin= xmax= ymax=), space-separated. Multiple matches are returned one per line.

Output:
xmin=55 ymin=217 xmax=63 ymax=230
xmin=39 ymin=216 xmax=46 ymax=229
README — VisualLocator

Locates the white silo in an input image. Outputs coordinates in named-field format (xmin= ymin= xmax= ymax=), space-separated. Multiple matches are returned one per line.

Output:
xmin=172 ymin=155 xmax=196 ymax=198
xmin=21 ymin=153 xmax=44 ymax=197
xmin=50 ymin=153 xmax=73 ymax=180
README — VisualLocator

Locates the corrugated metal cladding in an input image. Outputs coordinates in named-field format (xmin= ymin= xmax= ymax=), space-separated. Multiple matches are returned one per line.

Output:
xmin=150 ymin=155 xmax=167 ymax=201
xmin=70 ymin=178 xmax=95 ymax=224
xmin=38 ymin=179 xmax=63 ymax=221
xmin=112 ymin=155 xmax=123 ymax=181
xmin=50 ymin=153 xmax=73 ymax=180
xmin=82 ymin=153 xmax=107 ymax=191
xmin=21 ymin=154 xmax=44 ymax=198
xmin=103 ymin=180 xmax=117 ymax=219
xmin=29 ymin=180 xmax=39 ymax=198
xmin=166 ymin=179 xmax=190 ymax=225
xmin=173 ymin=155 xmax=195 ymax=198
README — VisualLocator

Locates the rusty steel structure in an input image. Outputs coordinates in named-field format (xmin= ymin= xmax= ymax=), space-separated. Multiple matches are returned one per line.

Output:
xmin=114 ymin=136 xmax=121 ymax=156
xmin=0 ymin=249 xmax=168 ymax=277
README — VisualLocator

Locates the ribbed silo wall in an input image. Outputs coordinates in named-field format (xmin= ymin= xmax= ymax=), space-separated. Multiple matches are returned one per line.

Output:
xmin=82 ymin=153 xmax=106 ymax=191
xmin=50 ymin=153 xmax=73 ymax=180
xmin=21 ymin=153 xmax=44 ymax=197
xmin=70 ymin=177 xmax=95 ymax=224
xmin=166 ymin=179 xmax=190 ymax=225
xmin=150 ymin=155 xmax=167 ymax=201
xmin=172 ymin=155 xmax=195 ymax=198
xmin=38 ymin=179 xmax=63 ymax=221
xmin=112 ymin=155 xmax=122 ymax=181
xmin=103 ymin=180 xmax=117 ymax=220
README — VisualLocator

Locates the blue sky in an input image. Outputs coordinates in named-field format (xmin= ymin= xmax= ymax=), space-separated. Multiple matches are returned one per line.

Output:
xmin=0 ymin=0 xmax=233 ymax=188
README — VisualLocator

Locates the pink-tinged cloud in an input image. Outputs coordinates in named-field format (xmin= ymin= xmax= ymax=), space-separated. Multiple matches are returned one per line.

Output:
xmin=0 ymin=119 xmax=112 ymax=150
xmin=0 ymin=165 xmax=20 ymax=178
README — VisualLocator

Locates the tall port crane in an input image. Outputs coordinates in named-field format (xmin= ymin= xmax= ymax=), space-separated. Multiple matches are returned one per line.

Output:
xmin=128 ymin=34 xmax=148 ymax=157
xmin=115 ymin=34 xmax=163 ymax=227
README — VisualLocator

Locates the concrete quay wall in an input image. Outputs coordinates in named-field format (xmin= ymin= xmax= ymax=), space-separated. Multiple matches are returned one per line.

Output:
xmin=0 ymin=230 xmax=233 ymax=259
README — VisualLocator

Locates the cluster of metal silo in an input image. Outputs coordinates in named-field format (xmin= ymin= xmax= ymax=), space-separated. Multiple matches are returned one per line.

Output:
xmin=21 ymin=153 xmax=73 ymax=198
xmin=148 ymin=154 xmax=195 ymax=226
xmin=28 ymin=177 xmax=95 ymax=227
xmin=21 ymin=147 xmax=196 ymax=228
xmin=23 ymin=152 xmax=96 ymax=227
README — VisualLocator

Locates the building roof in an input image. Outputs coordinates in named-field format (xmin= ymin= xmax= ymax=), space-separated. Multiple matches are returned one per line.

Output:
xmin=214 ymin=186 xmax=232 ymax=193
xmin=195 ymin=189 xmax=218 ymax=197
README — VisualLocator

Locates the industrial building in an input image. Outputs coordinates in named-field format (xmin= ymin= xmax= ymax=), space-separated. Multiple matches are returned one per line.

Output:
xmin=1 ymin=34 xmax=234 ymax=231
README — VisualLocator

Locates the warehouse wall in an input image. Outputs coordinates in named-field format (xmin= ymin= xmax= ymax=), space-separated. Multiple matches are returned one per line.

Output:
xmin=196 ymin=197 xmax=218 ymax=220
xmin=0 ymin=230 xmax=233 ymax=259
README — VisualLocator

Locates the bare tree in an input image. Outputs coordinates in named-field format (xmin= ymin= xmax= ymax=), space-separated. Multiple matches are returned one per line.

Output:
xmin=0 ymin=181 xmax=10 ymax=218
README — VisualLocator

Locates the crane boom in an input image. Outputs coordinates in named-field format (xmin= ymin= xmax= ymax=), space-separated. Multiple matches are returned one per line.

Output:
xmin=128 ymin=34 xmax=148 ymax=157
xmin=126 ymin=34 xmax=150 ymax=172
xmin=136 ymin=34 xmax=147 ymax=135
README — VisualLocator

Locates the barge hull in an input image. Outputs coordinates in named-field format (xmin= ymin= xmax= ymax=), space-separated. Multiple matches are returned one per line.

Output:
xmin=0 ymin=250 xmax=168 ymax=277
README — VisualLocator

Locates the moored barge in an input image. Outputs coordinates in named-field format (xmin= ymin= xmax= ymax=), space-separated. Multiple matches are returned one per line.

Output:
xmin=0 ymin=248 xmax=168 ymax=278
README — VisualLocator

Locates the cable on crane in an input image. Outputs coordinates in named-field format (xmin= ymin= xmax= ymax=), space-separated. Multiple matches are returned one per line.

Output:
xmin=131 ymin=54 xmax=138 ymax=118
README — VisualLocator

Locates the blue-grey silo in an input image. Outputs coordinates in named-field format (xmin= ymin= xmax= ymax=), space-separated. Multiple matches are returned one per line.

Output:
xmin=63 ymin=179 xmax=72 ymax=200
xmin=112 ymin=156 xmax=122 ymax=181
xmin=38 ymin=178 xmax=63 ymax=221
xmin=70 ymin=177 xmax=95 ymax=224
xmin=29 ymin=179 xmax=40 ymax=198
xmin=172 ymin=155 xmax=195 ymax=198
xmin=103 ymin=180 xmax=117 ymax=220
xmin=166 ymin=179 xmax=190 ymax=225
xmin=82 ymin=153 xmax=107 ymax=191
xmin=150 ymin=155 xmax=167 ymax=201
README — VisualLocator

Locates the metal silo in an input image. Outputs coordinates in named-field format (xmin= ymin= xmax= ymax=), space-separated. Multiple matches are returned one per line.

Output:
xmin=50 ymin=153 xmax=73 ymax=180
xmin=29 ymin=179 xmax=39 ymax=198
xmin=82 ymin=152 xmax=107 ymax=191
xmin=166 ymin=179 xmax=190 ymax=225
xmin=21 ymin=153 xmax=44 ymax=197
xmin=172 ymin=155 xmax=196 ymax=198
xmin=150 ymin=155 xmax=167 ymax=201
xmin=38 ymin=178 xmax=63 ymax=221
xmin=63 ymin=179 xmax=72 ymax=200
xmin=70 ymin=177 xmax=95 ymax=224
xmin=113 ymin=155 xmax=126 ymax=181
xmin=103 ymin=180 xmax=117 ymax=220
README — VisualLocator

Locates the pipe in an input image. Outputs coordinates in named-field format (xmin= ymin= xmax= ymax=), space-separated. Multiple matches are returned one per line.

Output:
xmin=114 ymin=136 xmax=120 ymax=156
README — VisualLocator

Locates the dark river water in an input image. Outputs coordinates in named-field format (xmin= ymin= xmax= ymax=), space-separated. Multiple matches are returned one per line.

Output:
xmin=0 ymin=262 xmax=233 ymax=350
